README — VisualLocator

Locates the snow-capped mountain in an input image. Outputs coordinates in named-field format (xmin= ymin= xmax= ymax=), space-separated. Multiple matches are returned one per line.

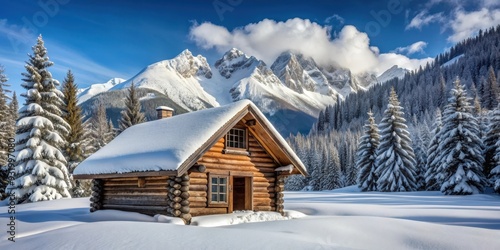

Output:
xmin=77 ymin=78 xmax=126 ymax=104
xmin=376 ymin=65 xmax=409 ymax=84
xmin=270 ymin=51 xmax=377 ymax=97
xmin=78 ymin=49 xmax=386 ymax=134
xmin=110 ymin=49 xmax=218 ymax=111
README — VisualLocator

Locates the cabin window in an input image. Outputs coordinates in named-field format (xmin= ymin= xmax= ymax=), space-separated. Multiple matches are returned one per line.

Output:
xmin=226 ymin=128 xmax=246 ymax=149
xmin=209 ymin=175 xmax=228 ymax=204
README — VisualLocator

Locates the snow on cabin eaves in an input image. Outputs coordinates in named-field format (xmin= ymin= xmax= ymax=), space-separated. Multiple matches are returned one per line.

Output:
xmin=74 ymin=100 xmax=307 ymax=176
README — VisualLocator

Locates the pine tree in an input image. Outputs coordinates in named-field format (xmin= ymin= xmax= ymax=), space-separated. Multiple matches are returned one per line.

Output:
xmin=482 ymin=66 xmax=499 ymax=110
xmin=437 ymin=79 xmax=486 ymax=195
xmin=491 ymin=139 xmax=500 ymax=193
xmin=324 ymin=146 xmax=341 ymax=190
xmin=7 ymin=35 xmax=72 ymax=203
xmin=61 ymin=70 xmax=86 ymax=172
xmin=117 ymin=82 xmax=145 ymax=134
xmin=356 ymin=111 xmax=379 ymax=191
xmin=375 ymin=88 xmax=417 ymax=192
xmin=0 ymin=65 xmax=11 ymax=167
xmin=88 ymin=101 xmax=115 ymax=153
xmin=0 ymin=65 xmax=11 ymax=198
xmin=61 ymin=70 xmax=89 ymax=197
xmin=413 ymin=131 xmax=427 ymax=191
xmin=425 ymin=109 xmax=443 ymax=190
xmin=8 ymin=92 xmax=18 ymax=139
xmin=484 ymin=105 xmax=500 ymax=178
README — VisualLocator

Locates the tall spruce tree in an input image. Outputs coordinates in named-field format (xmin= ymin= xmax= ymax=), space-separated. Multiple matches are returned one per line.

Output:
xmin=488 ymin=104 xmax=500 ymax=193
xmin=425 ymin=109 xmax=443 ymax=190
xmin=356 ymin=110 xmax=379 ymax=191
xmin=61 ymin=70 xmax=89 ymax=197
xmin=491 ymin=139 xmax=500 ymax=193
xmin=61 ymin=70 xmax=86 ymax=173
xmin=0 ymin=65 xmax=11 ymax=167
xmin=88 ymin=100 xmax=115 ymax=153
xmin=7 ymin=35 xmax=72 ymax=203
xmin=117 ymin=82 xmax=145 ymax=134
xmin=9 ymin=92 xmax=18 ymax=139
xmin=482 ymin=66 xmax=499 ymax=110
xmin=437 ymin=79 xmax=486 ymax=195
xmin=0 ymin=65 xmax=11 ymax=198
xmin=413 ymin=131 xmax=427 ymax=191
xmin=375 ymin=88 xmax=417 ymax=192
xmin=484 ymin=105 xmax=500 ymax=177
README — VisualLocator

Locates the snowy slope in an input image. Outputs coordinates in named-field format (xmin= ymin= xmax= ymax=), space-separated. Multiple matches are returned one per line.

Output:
xmin=1 ymin=188 xmax=499 ymax=249
xmin=77 ymin=78 xmax=125 ymax=104
xmin=377 ymin=65 xmax=408 ymax=84
xmin=110 ymin=50 xmax=219 ymax=111
xmin=441 ymin=54 xmax=464 ymax=68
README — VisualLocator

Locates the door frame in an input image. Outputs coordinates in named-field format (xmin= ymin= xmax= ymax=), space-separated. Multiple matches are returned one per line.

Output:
xmin=229 ymin=174 xmax=253 ymax=212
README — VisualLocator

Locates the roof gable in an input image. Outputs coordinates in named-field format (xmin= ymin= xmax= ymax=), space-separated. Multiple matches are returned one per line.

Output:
xmin=74 ymin=100 xmax=307 ymax=177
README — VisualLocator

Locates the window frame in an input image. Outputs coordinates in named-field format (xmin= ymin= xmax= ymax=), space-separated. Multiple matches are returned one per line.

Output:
xmin=208 ymin=173 xmax=229 ymax=207
xmin=225 ymin=127 xmax=248 ymax=151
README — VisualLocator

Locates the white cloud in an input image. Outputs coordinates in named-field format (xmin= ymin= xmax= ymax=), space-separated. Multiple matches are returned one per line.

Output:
xmin=190 ymin=18 xmax=431 ymax=75
xmin=394 ymin=41 xmax=428 ymax=55
xmin=408 ymin=1 xmax=500 ymax=43
xmin=482 ymin=0 xmax=500 ymax=8
xmin=406 ymin=11 xmax=444 ymax=30
xmin=0 ymin=19 xmax=37 ymax=51
xmin=448 ymin=8 xmax=500 ymax=42
xmin=325 ymin=14 xmax=345 ymax=25
xmin=377 ymin=53 xmax=433 ymax=76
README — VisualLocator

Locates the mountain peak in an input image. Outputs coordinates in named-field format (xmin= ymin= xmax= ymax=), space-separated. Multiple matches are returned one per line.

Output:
xmin=166 ymin=50 xmax=212 ymax=79
xmin=377 ymin=65 xmax=408 ymax=83
xmin=215 ymin=48 xmax=261 ymax=78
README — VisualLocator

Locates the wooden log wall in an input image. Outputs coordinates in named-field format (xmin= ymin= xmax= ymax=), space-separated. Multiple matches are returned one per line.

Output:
xmin=189 ymin=133 xmax=279 ymax=216
xmin=275 ymin=176 xmax=285 ymax=215
xmin=100 ymin=176 xmax=169 ymax=216
xmin=166 ymin=174 xmax=191 ymax=223
xmin=90 ymin=179 xmax=104 ymax=212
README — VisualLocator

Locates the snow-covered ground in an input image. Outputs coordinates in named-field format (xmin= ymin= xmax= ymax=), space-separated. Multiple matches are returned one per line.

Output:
xmin=1 ymin=186 xmax=499 ymax=249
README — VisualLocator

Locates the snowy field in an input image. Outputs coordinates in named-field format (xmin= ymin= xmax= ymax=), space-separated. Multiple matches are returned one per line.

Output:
xmin=1 ymin=186 xmax=500 ymax=249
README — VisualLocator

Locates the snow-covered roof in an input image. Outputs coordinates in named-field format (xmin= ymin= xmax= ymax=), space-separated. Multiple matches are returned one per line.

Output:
xmin=74 ymin=100 xmax=307 ymax=177
xmin=156 ymin=106 xmax=174 ymax=111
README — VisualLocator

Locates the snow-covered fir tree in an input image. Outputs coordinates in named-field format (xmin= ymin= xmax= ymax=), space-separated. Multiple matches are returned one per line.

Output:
xmin=87 ymin=100 xmax=115 ymax=153
xmin=324 ymin=146 xmax=342 ymax=190
xmin=437 ymin=79 xmax=486 ymax=195
xmin=488 ymin=104 xmax=500 ymax=193
xmin=0 ymin=65 xmax=11 ymax=167
xmin=117 ymin=82 xmax=145 ymax=134
xmin=9 ymin=92 xmax=18 ymax=138
xmin=491 ymin=139 xmax=500 ymax=193
xmin=481 ymin=66 xmax=499 ymax=110
xmin=0 ymin=65 xmax=12 ymax=198
xmin=412 ymin=129 xmax=427 ymax=190
xmin=356 ymin=111 xmax=379 ymax=191
xmin=375 ymin=88 xmax=417 ymax=192
xmin=425 ymin=109 xmax=443 ymax=190
xmin=483 ymin=105 xmax=500 ymax=178
xmin=7 ymin=36 xmax=72 ymax=203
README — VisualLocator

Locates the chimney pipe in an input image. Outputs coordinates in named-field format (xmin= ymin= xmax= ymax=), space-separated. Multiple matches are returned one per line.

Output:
xmin=156 ymin=106 xmax=174 ymax=119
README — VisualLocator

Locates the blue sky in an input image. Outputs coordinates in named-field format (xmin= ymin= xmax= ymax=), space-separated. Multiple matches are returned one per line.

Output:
xmin=1 ymin=0 xmax=500 ymax=100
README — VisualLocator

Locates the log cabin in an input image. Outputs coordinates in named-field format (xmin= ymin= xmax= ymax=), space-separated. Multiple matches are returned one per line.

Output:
xmin=73 ymin=100 xmax=307 ymax=223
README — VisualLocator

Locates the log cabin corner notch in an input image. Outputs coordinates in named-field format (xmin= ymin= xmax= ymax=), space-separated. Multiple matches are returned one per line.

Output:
xmin=73 ymin=100 xmax=307 ymax=223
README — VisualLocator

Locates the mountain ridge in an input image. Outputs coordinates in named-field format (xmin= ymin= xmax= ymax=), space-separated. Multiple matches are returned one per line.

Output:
xmin=78 ymin=48 xmax=406 ymax=135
